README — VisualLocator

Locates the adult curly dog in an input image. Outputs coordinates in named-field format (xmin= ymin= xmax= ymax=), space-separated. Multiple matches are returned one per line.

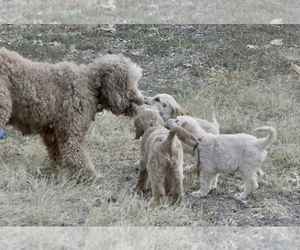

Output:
xmin=0 ymin=48 xmax=144 ymax=181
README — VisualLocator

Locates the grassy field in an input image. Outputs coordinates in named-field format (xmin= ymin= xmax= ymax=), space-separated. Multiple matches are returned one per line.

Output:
xmin=0 ymin=1 xmax=299 ymax=24
xmin=0 ymin=25 xmax=299 ymax=232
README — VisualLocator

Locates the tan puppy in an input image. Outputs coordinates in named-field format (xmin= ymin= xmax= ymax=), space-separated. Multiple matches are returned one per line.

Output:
xmin=166 ymin=116 xmax=276 ymax=200
xmin=133 ymin=105 xmax=200 ymax=204
xmin=145 ymin=93 xmax=219 ymax=134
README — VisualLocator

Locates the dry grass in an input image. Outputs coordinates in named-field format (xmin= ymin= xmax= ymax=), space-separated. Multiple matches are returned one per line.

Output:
xmin=0 ymin=24 xmax=299 ymax=248
xmin=1 ymin=1 xmax=299 ymax=24
xmin=1 ymin=227 xmax=299 ymax=249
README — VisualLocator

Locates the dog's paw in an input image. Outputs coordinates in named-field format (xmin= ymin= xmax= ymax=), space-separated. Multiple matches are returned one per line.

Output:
xmin=234 ymin=192 xmax=248 ymax=200
xmin=191 ymin=191 xmax=206 ymax=198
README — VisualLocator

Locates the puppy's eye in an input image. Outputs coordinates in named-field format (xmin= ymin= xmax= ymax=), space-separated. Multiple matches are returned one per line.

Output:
xmin=154 ymin=97 xmax=160 ymax=102
xmin=162 ymin=103 xmax=167 ymax=108
xmin=175 ymin=119 xmax=179 ymax=123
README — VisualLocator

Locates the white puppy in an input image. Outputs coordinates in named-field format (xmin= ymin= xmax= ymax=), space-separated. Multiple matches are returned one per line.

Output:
xmin=166 ymin=116 xmax=276 ymax=200
xmin=145 ymin=93 xmax=220 ymax=134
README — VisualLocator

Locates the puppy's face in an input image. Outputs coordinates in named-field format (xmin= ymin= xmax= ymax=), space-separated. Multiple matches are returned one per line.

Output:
xmin=165 ymin=116 xmax=198 ymax=134
xmin=165 ymin=116 xmax=187 ymax=129
xmin=134 ymin=105 xmax=164 ymax=139
xmin=145 ymin=94 xmax=188 ymax=121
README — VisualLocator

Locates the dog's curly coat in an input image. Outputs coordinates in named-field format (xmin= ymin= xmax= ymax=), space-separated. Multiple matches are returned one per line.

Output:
xmin=0 ymin=48 xmax=144 ymax=180
xmin=133 ymin=104 xmax=199 ymax=204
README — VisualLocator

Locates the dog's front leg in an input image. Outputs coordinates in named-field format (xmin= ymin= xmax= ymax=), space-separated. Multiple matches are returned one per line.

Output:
xmin=191 ymin=170 xmax=213 ymax=198
xmin=0 ymin=82 xmax=12 ymax=130
xmin=58 ymin=136 xmax=98 ymax=181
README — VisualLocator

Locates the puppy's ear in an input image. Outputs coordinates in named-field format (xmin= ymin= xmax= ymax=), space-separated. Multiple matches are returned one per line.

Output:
xmin=180 ymin=121 xmax=189 ymax=129
xmin=172 ymin=107 xmax=189 ymax=118
xmin=134 ymin=118 xmax=144 ymax=139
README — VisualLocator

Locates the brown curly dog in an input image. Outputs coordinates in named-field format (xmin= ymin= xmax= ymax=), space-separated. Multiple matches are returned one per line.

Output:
xmin=0 ymin=48 xmax=144 ymax=181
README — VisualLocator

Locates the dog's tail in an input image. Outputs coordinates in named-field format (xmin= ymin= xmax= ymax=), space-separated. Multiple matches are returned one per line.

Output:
xmin=253 ymin=126 xmax=276 ymax=150
xmin=211 ymin=112 xmax=220 ymax=130
xmin=164 ymin=126 xmax=199 ymax=150
xmin=163 ymin=126 xmax=202 ymax=176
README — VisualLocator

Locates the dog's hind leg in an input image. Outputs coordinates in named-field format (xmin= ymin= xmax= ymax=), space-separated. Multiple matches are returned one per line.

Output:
xmin=0 ymin=82 xmax=12 ymax=130
xmin=135 ymin=160 xmax=148 ymax=193
xmin=149 ymin=170 xmax=165 ymax=205
xmin=169 ymin=166 xmax=184 ymax=204
xmin=234 ymin=169 xmax=258 ymax=200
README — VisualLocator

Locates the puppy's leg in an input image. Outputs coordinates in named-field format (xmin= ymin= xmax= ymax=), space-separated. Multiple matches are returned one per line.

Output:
xmin=149 ymin=168 xmax=165 ymax=205
xmin=169 ymin=165 xmax=184 ymax=204
xmin=210 ymin=173 xmax=220 ymax=190
xmin=235 ymin=170 xmax=258 ymax=200
xmin=239 ymin=169 xmax=263 ymax=191
xmin=257 ymin=169 xmax=264 ymax=182
xmin=135 ymin=160 xmax=148 ymax=192
xmin=0 ymin=83 xmax=12 ymax=130
xmin=192 ymin=169 xmax=214 ymax=198
xmin=57 ymin=135 xmax=97 ymax=181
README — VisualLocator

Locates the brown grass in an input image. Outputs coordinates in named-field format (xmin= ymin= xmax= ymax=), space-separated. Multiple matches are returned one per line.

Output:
xmin=0 ymin=25 xmax=299 ymax=245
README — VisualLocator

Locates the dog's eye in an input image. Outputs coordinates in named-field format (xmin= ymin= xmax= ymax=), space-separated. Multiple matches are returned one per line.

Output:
xmin=175 ymin=119 xmax=179 ymax=123
xmin=162 ymin=103 xmax=167 ymax=108
xmin=154 ymin=97 xmax=160 ymax=102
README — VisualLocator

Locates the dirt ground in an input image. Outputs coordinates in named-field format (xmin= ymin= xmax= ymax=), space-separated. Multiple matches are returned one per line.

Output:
xmin=0 ymin=25 xmax=299 ymax=247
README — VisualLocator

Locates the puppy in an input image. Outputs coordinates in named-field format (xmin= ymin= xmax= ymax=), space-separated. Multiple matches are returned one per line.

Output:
xmin=133 ymin=105 xmax=200 ymax=204
xmin=166 ymin=116 xmax=276 ymax=200
xmin=145 ymin=93 xmax=219 ymax=134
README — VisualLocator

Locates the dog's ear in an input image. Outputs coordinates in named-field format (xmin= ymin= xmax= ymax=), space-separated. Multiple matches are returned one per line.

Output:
xmin=134 ymin=118 xmax=144 ymax=139
xmin=99 ymin=69 xmax=127 ymax=114
xmin=172 ymin=107 xmax=189 ymax=117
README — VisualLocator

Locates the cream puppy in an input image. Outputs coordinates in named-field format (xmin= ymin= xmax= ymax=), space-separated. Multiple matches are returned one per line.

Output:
xmin=166 ymin=116 xmax=276 ymax=200
xmin=145 ymin=93 xmax=220 ymax=134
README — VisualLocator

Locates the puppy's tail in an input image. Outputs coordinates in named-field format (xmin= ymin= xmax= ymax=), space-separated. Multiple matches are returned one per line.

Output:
xmin=211 ymin=112 xmax=220 ymax=129
xmin=164 ymin=126 xmax=199 ymax=150
xmin=164 ymin=127 xmax=202 ymax=177
xmin=253 ymin=126 xmax=276 ymax=150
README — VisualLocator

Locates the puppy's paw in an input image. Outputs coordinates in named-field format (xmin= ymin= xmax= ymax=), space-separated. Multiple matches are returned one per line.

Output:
xmin=234 ymin=192 xmax=248 ymax=200
xmin=239 ymin=185 xmax=245 ymax=192
xmin=191 ymin=190 xmax=207 ymax=198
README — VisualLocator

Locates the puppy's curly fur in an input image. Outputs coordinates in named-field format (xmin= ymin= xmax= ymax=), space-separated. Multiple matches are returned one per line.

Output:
xmin=133 ymin=105 xmax=199 ymax=204
xmin=0 ymin=48 xmax=144 ymax=180
xmin=166 ymin=116 xmax=276 ymax=200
